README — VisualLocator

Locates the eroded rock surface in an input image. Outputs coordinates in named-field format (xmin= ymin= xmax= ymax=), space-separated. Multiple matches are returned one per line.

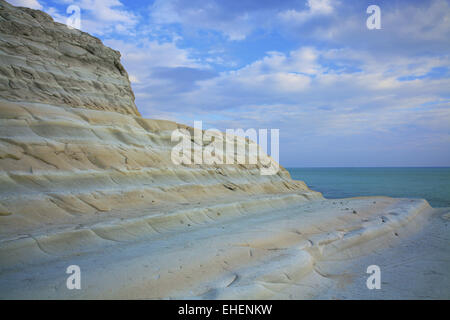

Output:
xmin=0 ymin=0 xmax=449 ymax=299
xmin=0 ymin=0 xmax=139 ymax=116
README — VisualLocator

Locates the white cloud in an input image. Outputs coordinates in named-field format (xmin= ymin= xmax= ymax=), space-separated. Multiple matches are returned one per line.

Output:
xmin=128 ymin=74 xmax=140 ymax=84
xmin=103 ymin=37 xmax=208 ymax=114
xmin=308 ymin=0 xmax=334 ymax=14
xmin=179 ymin=47 xmax=323 ymax=105
xmin=7 ymin=0 xmax=43 ymax=10
xmin=383 ymin=0 xmax=450 ymax=42
xmin=150 ymin=0 xmax=271 ymax=41
xmin=303 ymin=0 xmax=450 ymax=57
xmin=135 ymin=43 xmax=449 ymax=152
xmin=44 ymin=0 xmax=139 ymax=35
xmin=105 ymin=38 xmax=199 ymax=70
xmin=278 ymin=0 xmax=335 ymax=24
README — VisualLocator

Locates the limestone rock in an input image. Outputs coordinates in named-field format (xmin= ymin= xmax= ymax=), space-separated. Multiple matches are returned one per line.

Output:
xmin=0 ymin=0 xmax=139 ymax=116
xmin=0 ymin=1 xmax=448 ymax=299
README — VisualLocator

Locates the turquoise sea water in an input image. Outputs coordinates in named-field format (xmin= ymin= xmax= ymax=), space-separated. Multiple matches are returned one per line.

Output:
xmin=287 ymin=167 xmax=450 ymax=208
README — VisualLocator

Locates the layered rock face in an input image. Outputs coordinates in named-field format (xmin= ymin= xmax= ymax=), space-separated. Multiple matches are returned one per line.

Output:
xmin=0 ymin=0 xmax=320 ymax=272
xmin=0 ymin=0 xmax=318 ymax=236
xmin=0 ymin=1 xmax=449 ymax=299
xmin=0 ymin=0 xmax=139 ymax=116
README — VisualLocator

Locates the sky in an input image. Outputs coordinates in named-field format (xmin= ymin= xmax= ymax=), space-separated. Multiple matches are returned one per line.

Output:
xmin=7 ymin=0 xmax=450 ymax=167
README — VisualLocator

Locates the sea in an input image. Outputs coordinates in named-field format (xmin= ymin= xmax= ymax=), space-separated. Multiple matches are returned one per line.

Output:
xmin=287 ymin=167 xmax=450 ymax=208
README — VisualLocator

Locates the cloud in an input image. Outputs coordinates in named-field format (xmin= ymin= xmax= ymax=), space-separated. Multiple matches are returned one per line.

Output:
xmin=7 ymin=0 xmax=43 ymax=10
xmin=127 ymin=40 xmax=449 ymax=165
xmin=150 ymin=0 xmax=310 ymax=41
xmin=278 ymin=0 xmax=335 ymax=24
xmin=103 ymin=37 xmax=218 ymax=116
xmin=150 ymin=0 xmax=252 ymax=40
xmin=45 ymin=0 xmax=139 ymax=35
xmin=300 ymin=0 xmax=450 ymax=57
xmin=308 ymin=0 xmax=334 ymax=14
xmin=191 ymin=48 xmax=321 ymax=103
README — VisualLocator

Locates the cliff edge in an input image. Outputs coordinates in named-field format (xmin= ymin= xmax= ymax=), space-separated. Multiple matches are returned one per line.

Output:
xmin=0 ymin=0 xmax=449 ymax=299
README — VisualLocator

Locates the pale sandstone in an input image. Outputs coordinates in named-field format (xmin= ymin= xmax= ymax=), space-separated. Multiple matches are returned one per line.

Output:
xmin=0 ymin=0 xmax=448 ymax=299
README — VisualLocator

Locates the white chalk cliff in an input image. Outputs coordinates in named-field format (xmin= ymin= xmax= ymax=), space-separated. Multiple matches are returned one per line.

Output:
xmin=0 ymin=0 xmax=449 ymax=299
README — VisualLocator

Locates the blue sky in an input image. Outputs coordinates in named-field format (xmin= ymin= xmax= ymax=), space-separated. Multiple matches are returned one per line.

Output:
xmin=8 ymin=0 xmax=450 ymax=167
